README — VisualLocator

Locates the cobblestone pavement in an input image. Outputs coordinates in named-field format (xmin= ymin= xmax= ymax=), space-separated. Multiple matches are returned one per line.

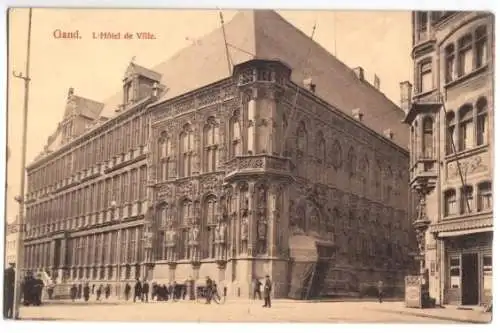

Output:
xmin=16 ymin=299 xmax=468 ymax=323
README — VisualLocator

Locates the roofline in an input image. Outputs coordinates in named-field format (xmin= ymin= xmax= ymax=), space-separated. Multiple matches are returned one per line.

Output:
xmin=26 ymin=97 xmax=152 ymax=171
xmin=289 ymin=80 xmax=408 ymax=156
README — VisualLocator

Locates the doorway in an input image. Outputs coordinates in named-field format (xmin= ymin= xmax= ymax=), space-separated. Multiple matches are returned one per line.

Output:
xmin=461 ymin=253 xmax=479 ymax=305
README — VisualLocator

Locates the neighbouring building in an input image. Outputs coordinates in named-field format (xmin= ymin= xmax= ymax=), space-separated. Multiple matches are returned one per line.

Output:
xmin=4 ymin=217 xmax=19 ymax=266
xmin=402 ymin=11 xmax=493 ymax=306
xmin=23 ymin=10 xmax=415 ymax=299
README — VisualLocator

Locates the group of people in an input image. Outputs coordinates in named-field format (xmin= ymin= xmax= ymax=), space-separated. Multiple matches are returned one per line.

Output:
xmin=129 ymin=279 xmax=189 ymax=302
xmin=252 ymin=275 xmax=273 ymax=308
xmin=69 ymin=283 xmax=112 ymax=302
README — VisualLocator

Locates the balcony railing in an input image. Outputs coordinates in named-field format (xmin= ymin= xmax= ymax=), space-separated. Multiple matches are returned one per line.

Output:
xmin=224 ymin=154 xmax=292 ymax=178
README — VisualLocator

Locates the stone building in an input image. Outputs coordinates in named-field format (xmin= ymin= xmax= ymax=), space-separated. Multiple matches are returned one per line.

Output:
xmin=402 ymin=11 xmax=493 ymax=306
xmin=23 ymin=10 xmax=414 ymax=299
xmin=4 ymin=218 xmax=19 ymax=267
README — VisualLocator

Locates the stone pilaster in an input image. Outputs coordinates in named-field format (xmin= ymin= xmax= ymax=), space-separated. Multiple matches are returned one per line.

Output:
xmin=247 ymin=181 xmax=256 ymax=256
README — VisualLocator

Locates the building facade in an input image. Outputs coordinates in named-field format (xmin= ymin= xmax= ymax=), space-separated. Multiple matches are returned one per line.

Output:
xmin=4 ymin=219 xmax=19 ymax=266
xmin=402 ymin=11 xmax=494 ymax=306
xmin=23 ymin=10 xmax=415 ymax=299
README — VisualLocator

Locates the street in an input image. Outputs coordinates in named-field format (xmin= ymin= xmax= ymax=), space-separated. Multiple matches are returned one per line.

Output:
xmin=16 ymin=299 xmax=466 ymax=323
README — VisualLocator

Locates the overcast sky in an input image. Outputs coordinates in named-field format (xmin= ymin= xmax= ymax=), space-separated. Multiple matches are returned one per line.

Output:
xmin=5 ymin=9 xmax=412 ymax=221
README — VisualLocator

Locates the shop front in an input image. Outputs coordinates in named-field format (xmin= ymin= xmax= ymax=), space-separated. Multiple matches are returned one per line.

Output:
xmin=442 ymin=230 xmax=492 ymax=306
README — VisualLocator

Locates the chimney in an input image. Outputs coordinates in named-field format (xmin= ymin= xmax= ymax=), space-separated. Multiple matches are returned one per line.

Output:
xmin=353 ymin=67 xmax=365 ymax=81
xmin=67 ymin=87 xmax=74 ymax=99
xmin=384 ymin=128 xmax=394 ymax=140
xmin=352 ymin=108 xmax=364 ymax=122
xmin=152 ymin=82 xmax=160 ymax=97
xmin=374 ymin=74 xmax=381 ymax=90
xmin=399 ymin=81 xmax=413 ymax=113
xmin=303 ymin=77 xmax=316 ymax=93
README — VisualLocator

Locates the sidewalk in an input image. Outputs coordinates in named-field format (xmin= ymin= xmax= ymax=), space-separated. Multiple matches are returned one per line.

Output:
xmin=364 ymin=301 xmax=493 ymax=324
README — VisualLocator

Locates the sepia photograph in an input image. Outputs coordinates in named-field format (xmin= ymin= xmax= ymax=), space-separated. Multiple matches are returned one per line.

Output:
xmin=3 ymin=6 xmax=494 ymax=325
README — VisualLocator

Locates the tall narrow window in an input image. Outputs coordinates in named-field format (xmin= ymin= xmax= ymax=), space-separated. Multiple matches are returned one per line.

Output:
xmin=458 ymin=104 xmax=474 ymax=151
xmin=202 ymin=196 xmax=218 ymax=259
xmin=204 ymin=118 xmax=219 ymax=172
xmin=444 ymin=189 xmax=457 ymax=217
xmin=458 ymin=34 xmax=473 ymax=77
xmin=230 ymin=113 xmax=242 ymax=157
xmin=445 ymin=112 xmax=456 ymax=155
xmin=419 ymin=60 xmax=433 ymax=93
xmin=460 ymin=185 xmax=473 ymax=214
xmin=346 ymin=147 xmax=356 ymax=177
xmin=422 ymin=117 xmax=433 ymax=158
xmin=476 ymin=97 xmax=488 ymax=146
xmin=180 ymin=125 xmax=193 ymax=177
xmin=477 ymin=182 xmax=492 ymax=212
xmin=417 ymin=12 xmax=428 ymax=41
xmin=475 ymin=26 xmax=488 ymax=68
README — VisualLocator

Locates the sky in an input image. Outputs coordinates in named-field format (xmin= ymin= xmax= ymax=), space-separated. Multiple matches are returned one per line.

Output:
xmin=4 ymin=9 xmax=413 ymax=222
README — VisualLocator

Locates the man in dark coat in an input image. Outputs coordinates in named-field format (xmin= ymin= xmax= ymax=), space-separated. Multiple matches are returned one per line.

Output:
xmin=3 ymin=263 xmax=16 ymax=318
xmin=83 ymin=283 xmax=90 ymax=302
xmin=70 ymin=284 xmax=77 ymax=302
xmin=133 ymin=279 xmax=142 ymax=302
xmin=142 ymin=280 xmax=150 ymax=303
xmin=32 ymin=274 xmax=44 ymax=306
xmin=105 ymin=284 xmax=111 ymax=299
xmin=77 ymin=284 xmax=83 ymax=299
xmin=263 ymin=275 xmax=272 ymax=308
xmin=253 ymin=277 xmax=262 ymax=300
xmin=205 ymin=276 xmax=213 ymax=304
xmin=124 ymin=283 xmax=131 ymax=301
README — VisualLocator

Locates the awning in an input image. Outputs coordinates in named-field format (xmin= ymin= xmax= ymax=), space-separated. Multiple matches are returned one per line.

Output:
xmin=438 ymin=227 xmax=493 ymax=238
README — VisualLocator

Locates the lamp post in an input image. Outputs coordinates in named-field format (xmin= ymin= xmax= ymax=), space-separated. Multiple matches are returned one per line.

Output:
xmin=12 ymin=8 xmax=32 ymax=320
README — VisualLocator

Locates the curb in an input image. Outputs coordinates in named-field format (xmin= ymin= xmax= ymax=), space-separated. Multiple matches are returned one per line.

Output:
xmin=368 ymin=308 xmax=491 ymax=324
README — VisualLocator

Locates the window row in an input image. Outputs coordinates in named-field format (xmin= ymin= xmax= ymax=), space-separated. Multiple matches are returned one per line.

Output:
xmin=444 ymin=181 xmax=492 ymax=217
xmin=446 ymin=97 xmax=488 ymax=154
xmin=26 ymin=166 xmax=147 ymax=228
xmin=28 ymin=114 xmax=149 ymax=194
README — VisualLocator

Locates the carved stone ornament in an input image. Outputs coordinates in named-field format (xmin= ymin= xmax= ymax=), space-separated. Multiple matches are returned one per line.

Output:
xmin=240 ymin=216 xmax=249 ymax=240
xmin=189 ymin=225 xmax=200 ymax=245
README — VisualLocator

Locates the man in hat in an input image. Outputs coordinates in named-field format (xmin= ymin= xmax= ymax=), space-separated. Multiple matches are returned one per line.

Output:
xmin=3 ymin=263 xmax=16 ymax=318
xmin=263 ymin=275 xmax=272 ymax=308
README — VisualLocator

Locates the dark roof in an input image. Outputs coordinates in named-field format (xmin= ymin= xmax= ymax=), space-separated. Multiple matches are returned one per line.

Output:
xmin=64 ymin=94 xmax=104 ymax=120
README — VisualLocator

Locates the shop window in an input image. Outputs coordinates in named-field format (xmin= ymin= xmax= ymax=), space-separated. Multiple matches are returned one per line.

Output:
xmin=449 ymin=256 xmax=461 ymax=289
xmin=483 ymin=255 xmax=492 ymax=293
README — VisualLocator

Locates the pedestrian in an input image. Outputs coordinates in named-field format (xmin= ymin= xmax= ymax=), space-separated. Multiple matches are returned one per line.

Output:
xmin=133 ymin=279 xmax=142 ymax=302
xmin=70 ymin=284 xmax=77 ymax=302
xmin=3 ymin=262 xmax=16 ymax=318
xmin=33 ymin=274 xmax=44 ymax=306
xmin=92 ymin=284 xmax=95 ymax=295
xmin=96 ymin=284 xmax=103 ymax=301
xmin=205 ymin=276 xmax=213 ymax=304
xmin=167 ymin=282 xmax=173 ymax=301
xmin=142 ymin=280 xmax=150 ymax=302
xmin=263 ymin=275 xmax=272 ymax=308
xmin=77 ymin=284 xmax=82 ymax=299
xmin=253 ymin=277 xmax=262 ymax=300
xmin=83 ymin=283 xmax=90 ymax=302
xmin=377 ymin=280 xmax=384 ymax=303
xmin=124 ymin=283 xmax=131 ymax=301
xmin=105 ymin=284 xmax=111 ymax=299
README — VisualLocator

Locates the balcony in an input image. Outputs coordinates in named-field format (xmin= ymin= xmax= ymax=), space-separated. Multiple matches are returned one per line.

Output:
xmin=410 ymin=153 xmax=437 ymax=193
xmin=224 ymin=154 xmax=293 ymax=181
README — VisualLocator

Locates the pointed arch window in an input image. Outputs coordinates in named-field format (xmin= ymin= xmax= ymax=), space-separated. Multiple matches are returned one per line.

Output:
xmin=445 ymin=44 xmax=455 ymax=83
xmin=204 ymin=118 xmax=219 ymax=172
xmin=316 ymin=131 xmax=326 ymax=163
xmin=296 ymin=121 xmax=307 ymax=154
xmin=346 ymin=147 xmax=356 ymax=177
xmin=475 ymin=26 xmax=488 ymax=68
xmin=202 ymin=196 xmax=218 ymax=259
xmin=179 ymin=124 xmax=194 ymax=177
xmin=460 ymin=185 xmax=473 ymax=215
xmin=178 ymin=199 xmax=193 ymax=260
xmin=458 ymin=34 xmax=474 ymax=77
xmin=230 ymin=111 xmax=242 ymax=157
